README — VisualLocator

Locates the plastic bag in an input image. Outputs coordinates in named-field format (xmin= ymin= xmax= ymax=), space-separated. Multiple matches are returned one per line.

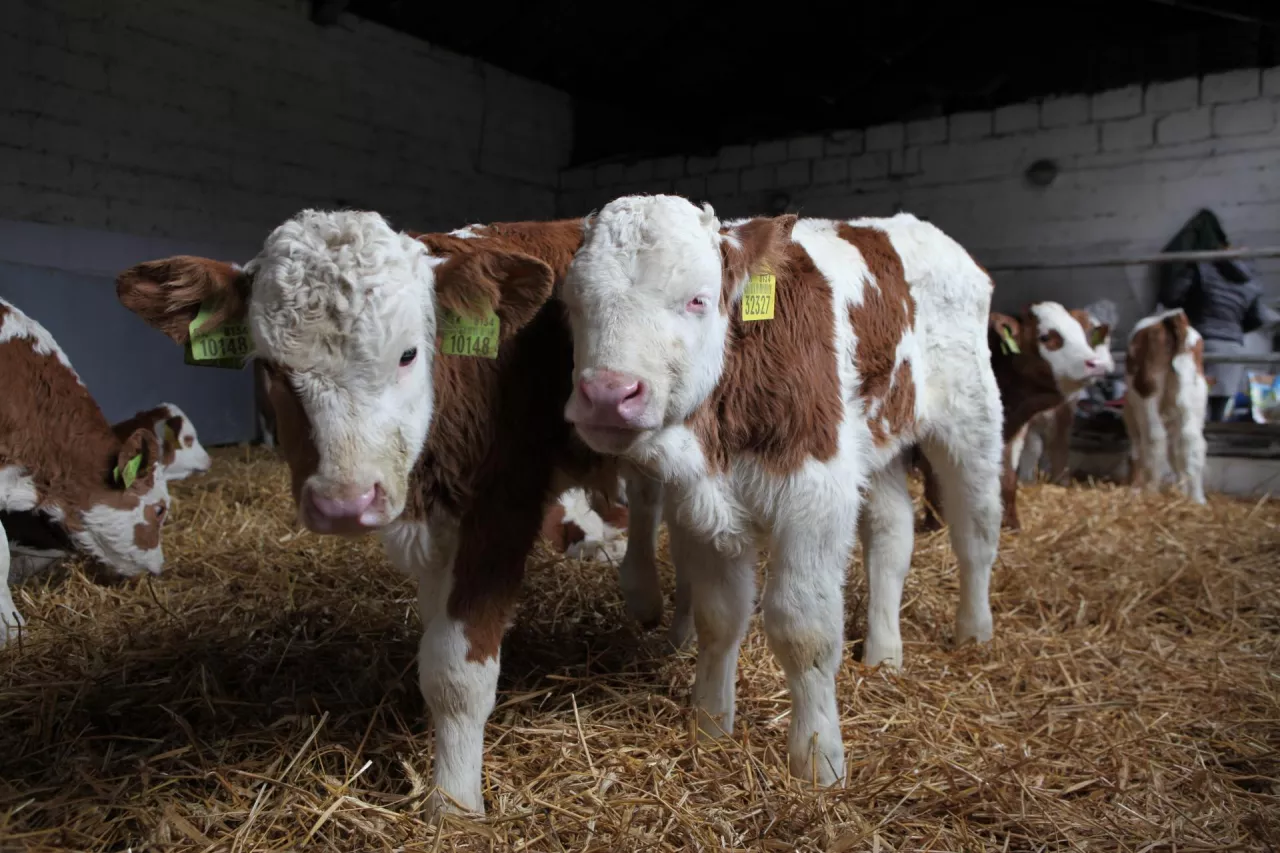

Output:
xmin=1248 ymin=371 xmax=1280 ymax=424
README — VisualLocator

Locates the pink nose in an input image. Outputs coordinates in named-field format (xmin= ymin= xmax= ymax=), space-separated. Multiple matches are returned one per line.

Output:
xmin=307 ymin=486 xmax=377 ymax=521
xmin=577 ymin=371 xmax=648 ymax=426
xmin=1085 ymin=359 xmax=1101 ymax=370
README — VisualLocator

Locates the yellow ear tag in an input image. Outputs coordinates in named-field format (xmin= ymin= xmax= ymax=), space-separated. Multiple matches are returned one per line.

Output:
xmin=185 ymin=299 xmax=252 ymax=369
xmin=741 ymin=266 xmax=776 ymax=322
xmin=113 ymin=453 xmax=143 ymax=489
xmin=163 ymin=423 xmax=179 ymax=449
xmin=439 ymin=307 xmax=500 ymax=358
xmin=999 ymin=327 xmax=1020 ymax=355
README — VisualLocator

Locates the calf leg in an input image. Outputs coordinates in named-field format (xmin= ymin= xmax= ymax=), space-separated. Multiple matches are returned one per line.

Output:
xmin=915 ymin=450 xmax=945 ymax=532
xmin=670 ymin=513 xmax=756 ymax=739
xmin=1046 ymin=400 xmax=1075 ymax=484
xmin=1018 ymin=425 xmax=1045 ymax=483
xmin=0 ymin=520 xmax=23 ymax=647
xmin=764 ymin=482 xmax=857 ymax=786
xmin=1171 ymin=399 xmax=1208 ymax=505
xmin=860 ymin=455 xmax=915 ymax=670
xmin=923 ymin=436 xmax=1000 ymax=649
xmin=668 ymin=560 xmax=695 ymax=650
xmin=615 ymin=472 xmax=665 ymax=627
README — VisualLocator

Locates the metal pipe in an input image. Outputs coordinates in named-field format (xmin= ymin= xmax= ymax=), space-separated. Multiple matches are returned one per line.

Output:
xmin=986 ymin=245 xmax=1280 ymax=272
xmin=1108 ymin=351 xmax=1280 ymax=367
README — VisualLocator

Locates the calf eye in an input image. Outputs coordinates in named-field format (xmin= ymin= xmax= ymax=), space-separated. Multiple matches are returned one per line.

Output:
xmin=399 ymin=348 xmax=418 ymax=366
xmin=1038 ymin=333 xmax=1052 ymax=343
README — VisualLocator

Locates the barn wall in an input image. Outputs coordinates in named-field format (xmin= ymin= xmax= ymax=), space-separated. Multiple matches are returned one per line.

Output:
xmin=0 ymin=0 xmax=574 ymax=444
xmin=559 ymin=68 xmax=1280 ymax=340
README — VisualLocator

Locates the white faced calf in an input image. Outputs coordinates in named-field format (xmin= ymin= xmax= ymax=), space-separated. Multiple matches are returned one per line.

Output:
xmin=116 ymin=211 xmax=670 ymax=816
xmin=563 ymin=194 xmax=1005 ymax=786
xmin=0 ymin=298 xmax=170 ymax=643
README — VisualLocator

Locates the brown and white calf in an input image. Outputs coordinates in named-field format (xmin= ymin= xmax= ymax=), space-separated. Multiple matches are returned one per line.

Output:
xmin=0 ymin=298 xmax=171 ymax=643
xmin=1122 ymin=308 xmax=1208 ymax=503
xmin=1017 ymin=310 xmax=1115 ymax=483
xmin=115 ymin=211 xmax=669 ymax=815
xmin=112 ymin=403 xmax=212 ymax=481
xmin=919 ymin=305 xmax=1110 ymax=531
xmin=562 ymin=194 xmax=1006 ymax=786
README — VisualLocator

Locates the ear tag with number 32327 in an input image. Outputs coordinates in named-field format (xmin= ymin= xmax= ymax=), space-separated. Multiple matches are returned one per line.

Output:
xmin=439 ymin=307 xmax=500 ymax=359
xmin=184 ymin=300 xmax=252 ymax=369
xmin=741 ymin=266 xmax=776 ymax=322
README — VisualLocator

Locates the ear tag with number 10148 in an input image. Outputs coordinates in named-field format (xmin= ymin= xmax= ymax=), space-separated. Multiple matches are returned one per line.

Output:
xmin=741 ymin=266 xmax=776 ymax=322
xmin=184 ymin=300 xmax=252 ymax=369
xmin=439 ymin=307 xmax=500 ymax=358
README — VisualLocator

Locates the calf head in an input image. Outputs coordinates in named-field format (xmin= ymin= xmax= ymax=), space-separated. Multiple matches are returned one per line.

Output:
xmin=117 ymin=209 xmax=555 ymax=536
xmin=990 ymin=302 xmax=1108 ymax=395
xmin=73 ymin=428 xmax=170 ymax=576
xmin=563 ymin=194 xmax=795 ymax=455
xmin=118 ymin=403 xmax=212 ymax=480
xmin=1070 ymin=310 xmax=1115 ymax=377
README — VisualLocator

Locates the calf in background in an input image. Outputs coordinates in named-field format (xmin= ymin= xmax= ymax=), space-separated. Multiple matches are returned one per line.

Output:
xmin=0 ymin=298 xmax=170 ymax=644
xmin=1122 ymin=307 xmax=1208 ymax=503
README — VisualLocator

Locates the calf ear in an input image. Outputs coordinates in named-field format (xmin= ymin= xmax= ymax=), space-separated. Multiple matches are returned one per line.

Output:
xmin=433 ymin=250 xmax=556 ymax=340
xmin=989 ymin=312 xmax=1023 ymax=356
xmin=720 ymin=215 xmax=798 ymax=307
xmin=1090 ymin=323 xmax=1112 ymax=348
xmin=114 ymin=428 xmax=161 ymax=495
xmin=116 ymin=256 xmax=248 ymax=345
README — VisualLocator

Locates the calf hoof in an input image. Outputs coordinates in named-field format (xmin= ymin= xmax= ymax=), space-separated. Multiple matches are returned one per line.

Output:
xmin=862 ymin=638 xmax=903 ymax=671
xmin=619 ymin=579 xmax=664 ymax=629
xmin=424 ymin=788 xmax=484 ymax=821
xmin=789 ymin=737 xmax=845 ymax=787
xmin=955 ymin=611 xmax=994 ymax=646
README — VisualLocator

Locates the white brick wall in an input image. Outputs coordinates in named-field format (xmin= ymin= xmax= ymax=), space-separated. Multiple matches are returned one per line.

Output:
xmin=559 ymin=68 xmax=1280 ymax=334
xmin=0 ymin=0 xmax=573 ymax=249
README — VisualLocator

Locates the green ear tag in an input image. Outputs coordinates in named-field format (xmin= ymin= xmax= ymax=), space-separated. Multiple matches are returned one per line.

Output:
xmin=999 ymin=327 xmax=1021 ymax=355
xmin=439 ymin=307 xmax=500 ymax=358
xmin=114 ymin=453 xmax=143 ymax=489
xmin=163 ymin=423 xmax=179 ymax=448
xmin=1089 ymin=327 xmax=1107 ymax=348
xmin=184 ymin=299 xmax=251 ymax=369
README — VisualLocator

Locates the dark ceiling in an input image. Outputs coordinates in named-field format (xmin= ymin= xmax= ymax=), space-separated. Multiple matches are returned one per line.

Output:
xmin=340 ymin=0 xmax=1279 ymax=165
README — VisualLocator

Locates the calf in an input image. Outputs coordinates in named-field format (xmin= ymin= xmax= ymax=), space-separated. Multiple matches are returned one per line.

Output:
xmin=562 ymin=194 xmax=1005 ymax=786
xmin=112 ymin=403 xmax=212 ymax=480
xmin=919 ymin=304 xmax=1109 ymax=531
xmin=115 ymin=211 xmax=669 ymax=815
xmin=1122 ymin=308 xmax=1208 ymax=503
xmin=0 ymin=298 xmax=170 ymax=643
xmin=1018 ymin=310 xmax=1115 ymax=483
xmin=539 ymin=484 xmax=631 ymax=564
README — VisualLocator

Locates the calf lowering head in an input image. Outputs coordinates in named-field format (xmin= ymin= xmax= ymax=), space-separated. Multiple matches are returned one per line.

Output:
xmin=562 ymin=194 xmax=795 ymax=455
xmin=991 ymin=302 xmax=1109 ymax=394
xmin=117 ymin=209 xmax=555 ymax=536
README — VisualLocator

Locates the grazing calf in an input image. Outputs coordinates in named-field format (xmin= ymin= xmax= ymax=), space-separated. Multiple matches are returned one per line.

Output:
xmin=919 ymin=304 xmax=1109 ymax=530
xmin=1018 ymin=310 xmax=1115 ymax=483
xmin=0 ymin=298 xmax=170 ymax=643
xmin=112 ymin=403 xmax=212 ymax=480
xmin=115 ymin=211 xmax=670 ymax=815
xmin=562 ymin=194 xmax=1005 ymax=785
xmin=1122 ymin=308 xmax=1208 ymax=503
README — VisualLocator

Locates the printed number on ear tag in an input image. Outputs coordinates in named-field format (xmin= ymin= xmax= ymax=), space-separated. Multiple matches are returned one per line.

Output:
xmin=999 ymin=327 xmax=1021 ymax=355
xmin=439 ymin=307 xmax=500 ymax=359
xmin=113 ymin=453 xmax=143 ymax=489
xmin=742 ymin=267 xmax=776 ymax=322
xmin=184 ymin=300 xmax=251 ymax=369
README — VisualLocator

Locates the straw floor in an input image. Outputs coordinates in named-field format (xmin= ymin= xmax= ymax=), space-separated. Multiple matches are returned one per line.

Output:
xmin=1 ymin=446 xmax=1277 ymax=852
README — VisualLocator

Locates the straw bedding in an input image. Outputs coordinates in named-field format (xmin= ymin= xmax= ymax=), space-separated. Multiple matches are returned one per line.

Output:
xmin=0 ymin=446 xmax=1277 ymax=852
